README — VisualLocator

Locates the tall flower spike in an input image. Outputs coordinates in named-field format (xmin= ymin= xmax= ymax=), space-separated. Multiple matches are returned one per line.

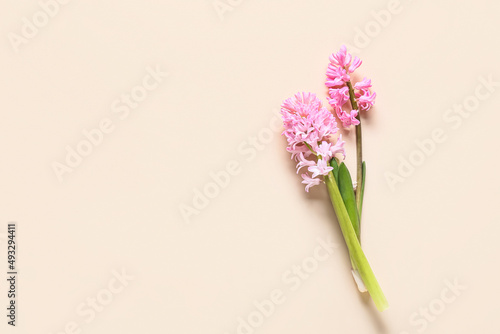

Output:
xmin=281 ymin=92 xmax=345 ymax=192
xmin=325 ymin=46 xmax=375 ymax=128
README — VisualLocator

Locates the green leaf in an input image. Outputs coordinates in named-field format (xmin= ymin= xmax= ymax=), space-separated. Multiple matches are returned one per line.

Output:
xmin=338 ymin=163 xmax=360 ymax=240
xmin=329 ymin=158 xmax=340 ymax=183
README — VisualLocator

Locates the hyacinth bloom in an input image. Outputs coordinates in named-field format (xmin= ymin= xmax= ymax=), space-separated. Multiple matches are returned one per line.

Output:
xmin=281 ymin=92 xmax=345 ymax=192
xmin=326 ymin=45 xmax=376 ymax=128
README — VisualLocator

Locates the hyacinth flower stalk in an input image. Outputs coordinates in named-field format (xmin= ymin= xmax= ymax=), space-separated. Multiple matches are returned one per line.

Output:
xmin=281 ymin=90 xmax=387 ymax=308
xmin=326 ymin=45 xmax=376 ymax=220
xmin=324 ymin=46 xmax=376 ymax=281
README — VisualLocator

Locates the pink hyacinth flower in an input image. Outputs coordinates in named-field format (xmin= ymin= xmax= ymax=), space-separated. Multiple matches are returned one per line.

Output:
xmin=308 ymin=158 xmax=333 ymax=178
xmin=325 ymin=46 xmax=376 ymax=128
xmin=301 ymin=174 xmax=322 ymax=192
xmin=281 ymin=92 xmax=345 ymax=192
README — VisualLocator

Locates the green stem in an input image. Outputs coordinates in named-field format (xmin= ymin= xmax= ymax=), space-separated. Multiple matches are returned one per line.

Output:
xmin=324 ymin=172 xmax=388 ymax=311
xmin=358 ymin=162 xmax=366 ymax=218
xmin=304 ymin=143 xmax=317 ymax=156
xmin=346 ymin=81 xmax=363 ymax=219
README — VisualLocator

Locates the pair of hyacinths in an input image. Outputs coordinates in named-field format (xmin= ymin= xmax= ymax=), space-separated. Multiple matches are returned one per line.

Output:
xmin=281 ymin=46 xmax=387 ymax=311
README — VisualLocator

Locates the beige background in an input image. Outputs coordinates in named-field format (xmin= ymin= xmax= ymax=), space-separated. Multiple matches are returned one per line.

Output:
xmin=1 ymin=0 xmax=500 ymax=333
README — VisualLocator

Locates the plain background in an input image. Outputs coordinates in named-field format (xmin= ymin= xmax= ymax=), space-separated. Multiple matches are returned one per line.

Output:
xmin=1 ymin=0 xmax=500 ymax=333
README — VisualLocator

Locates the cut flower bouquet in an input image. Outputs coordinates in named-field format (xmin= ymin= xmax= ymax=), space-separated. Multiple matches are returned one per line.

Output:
xmin=281 ymin=46 xmax=388 ymax=311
